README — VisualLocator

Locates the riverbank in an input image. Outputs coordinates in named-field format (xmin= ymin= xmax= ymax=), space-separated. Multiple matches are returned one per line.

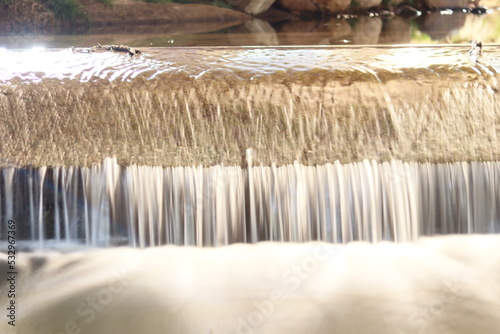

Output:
xmin=0 ymin=0 xmax=251 ymax=33
xmin=1 ymin=0 xmax=499 ymax=34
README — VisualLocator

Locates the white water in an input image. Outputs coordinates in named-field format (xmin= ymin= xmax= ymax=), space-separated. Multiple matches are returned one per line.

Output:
xmin=1 ymin=235 xmax=500 ymax=334
xmin=1 ymin=157 xmax=498 ymax=248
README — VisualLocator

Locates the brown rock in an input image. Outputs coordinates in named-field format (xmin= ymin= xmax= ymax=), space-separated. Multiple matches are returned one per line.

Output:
xmin=416 ymin=11 xmax=466 ymax=41
xmin=277 ymin=0 xmax=351 ymax=13
xmin=0 ymin=0 xmax=56 ymax=33
xmin=277 ymin=18 xmax=352 ymax=45
xmin=256 ymin=7 xmax=294 ymax=21
xmin=424 ymin=0 xmax=469 ymax=8
xmin=480 ymin=0 xmax=500 ymax=6
xmin=325 ymin=18 xmax=353 ymax=39
xmin=378 ymin=17 xmax=411 ymax=44
xmin=227 ymin=19 xmax=279 ymax=45
xmin=355 ymin=0 xmax=382 ymax=9
xmin=278 ymin=20 xmax=330 ymax=45
xmin=225 ymin=0 xmax=277 ymax=15
xmin=325 ymin=0 xmax=352 ymax=12
xmin=79 ymin=0 xmax=251 ymax=25
xmin=278 ymin=0 xmax=317 ymax=12
xmin=351 ymin=16 xmax=382 ymax=44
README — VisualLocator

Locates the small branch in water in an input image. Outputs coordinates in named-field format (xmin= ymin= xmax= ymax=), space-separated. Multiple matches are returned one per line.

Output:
xmin=468 ymin=40 xmax=482 ymax=63
xmin=71 ymin=44 xmax=141 ymax=57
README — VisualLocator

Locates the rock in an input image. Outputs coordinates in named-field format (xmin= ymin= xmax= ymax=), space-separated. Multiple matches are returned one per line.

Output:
xmin=277 ymin=0 xmax=351 ymax=13
xmin=0 ymin=0 xmax=56 ymax=33
xmin=378 ymin=17 xmax=411 ymax=44
xmin=416 ymin=11 xmax=466 ymax=41
xmin=355 ymin=0 xmax=382 ymax=9
xmin=480 ymin=0 xmax=500 ymax=7
xmin=78 ymin=0 xmax=251 ymax=25
xmin=227 ymin=19 xmax=279 ymax=45
xmin=277 ymin=0 xmax=319 ymax=12
xmin=277 ymin=18 xmax=352 ymax=45
xmin=278 ymin=20 xmax=330 ymax=45
xmin=351 ymin=16 xmax=383 ymax=44
xmin=225 ymin=0 xmax=277 ymax=15
xmin=324 ymin=0 xmax=352 ymax=12
xmin=424 ymin=0 xmax=469 ymax=8
xmin=394 ymin=5 xmax=421 ymax=17
xmin=257 ymin=7 xmax=293 ymax=22
xmin=325 ymin=18 xmax=353 ymax=39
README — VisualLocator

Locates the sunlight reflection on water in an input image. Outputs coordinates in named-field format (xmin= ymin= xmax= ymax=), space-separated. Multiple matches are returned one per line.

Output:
xmin=0 ymin=45 xmax=499 ymax=84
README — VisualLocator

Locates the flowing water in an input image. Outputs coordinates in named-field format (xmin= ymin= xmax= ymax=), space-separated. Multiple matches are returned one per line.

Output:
xmin=1 ymin=157 xmax=499 ymax=248
xmin=0 ymin=35 xmax=500 ymax=334
xmin=0 ymin=45 xmax=500 ymax=248
xmin=1 ymin=45 xmax=500 ymax=84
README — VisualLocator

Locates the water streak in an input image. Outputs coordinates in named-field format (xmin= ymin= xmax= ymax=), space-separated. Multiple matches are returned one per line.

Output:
xmin=1 ymin=157 xmax=498 ymax=248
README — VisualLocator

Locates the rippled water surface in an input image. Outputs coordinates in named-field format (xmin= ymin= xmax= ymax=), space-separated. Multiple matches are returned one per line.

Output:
xmin=1 ymin=45 xmax=500 ymax=84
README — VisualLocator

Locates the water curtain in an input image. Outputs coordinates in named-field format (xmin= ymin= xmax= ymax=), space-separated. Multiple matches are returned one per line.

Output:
xmin=1 ymin=157 xmax=498 ymax=248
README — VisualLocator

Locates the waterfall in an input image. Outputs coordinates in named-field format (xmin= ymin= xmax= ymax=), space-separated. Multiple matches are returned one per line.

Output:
xmin=0 ymin=157 xmax=498 ymax=248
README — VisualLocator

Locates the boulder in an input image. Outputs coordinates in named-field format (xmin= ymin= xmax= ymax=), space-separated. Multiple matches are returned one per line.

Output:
xmin=277 ymin=18 xmax=352 ymax=45
xmin=424 ymin=0 xmax=469 ymax=8
xmin=351 ymin=16 xmax=383 ymax=44
xmin=480 ymin=0 xmax=500 ymax=6
xmin=325 ymin=18 xmax=353 ymax=41
xmin=225 ymin=0 xmax=277 ymax=15
xmin=0 ymin=0 xmax=56 ymax=33
xmin=78 ymin=0 xmax=251 ymax=25
xmin=416 ymin=11 xmax=466 ymax=41
xmin=355 ymin=0 xmax=383 ymax=9
xmin=227 ymin=19 xmax=279 ymax=45
xmin=277 ymin=0 xmax=351 ymax=13
xmin=277 ymin=0 xmax=319 ymax=12
xmin=325 ymin=0 xmax=352 ymax=12
xmin=378 ymin=16 xmax=411 ymax=44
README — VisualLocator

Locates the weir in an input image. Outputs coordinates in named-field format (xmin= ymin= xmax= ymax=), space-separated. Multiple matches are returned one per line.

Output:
xmin=1 ymin=157 xmax=498 ymax=248
xmin=1 ymin=46 xmax=499 ymax=249
xmin=1 ymin=42 xmax=500 ymax=334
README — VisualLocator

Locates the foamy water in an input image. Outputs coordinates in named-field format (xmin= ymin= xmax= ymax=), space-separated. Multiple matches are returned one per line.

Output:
xmin=1 ymin=235 xmax=500 ymax=334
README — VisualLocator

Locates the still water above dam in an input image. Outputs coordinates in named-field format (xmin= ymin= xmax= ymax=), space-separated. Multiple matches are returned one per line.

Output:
xmin=1 ymin=44 xmax=500 ymax=84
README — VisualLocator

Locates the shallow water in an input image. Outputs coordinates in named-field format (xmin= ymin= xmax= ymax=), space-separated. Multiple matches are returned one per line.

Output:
xmin=1 ymin=44 xmax=499 ymax=84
